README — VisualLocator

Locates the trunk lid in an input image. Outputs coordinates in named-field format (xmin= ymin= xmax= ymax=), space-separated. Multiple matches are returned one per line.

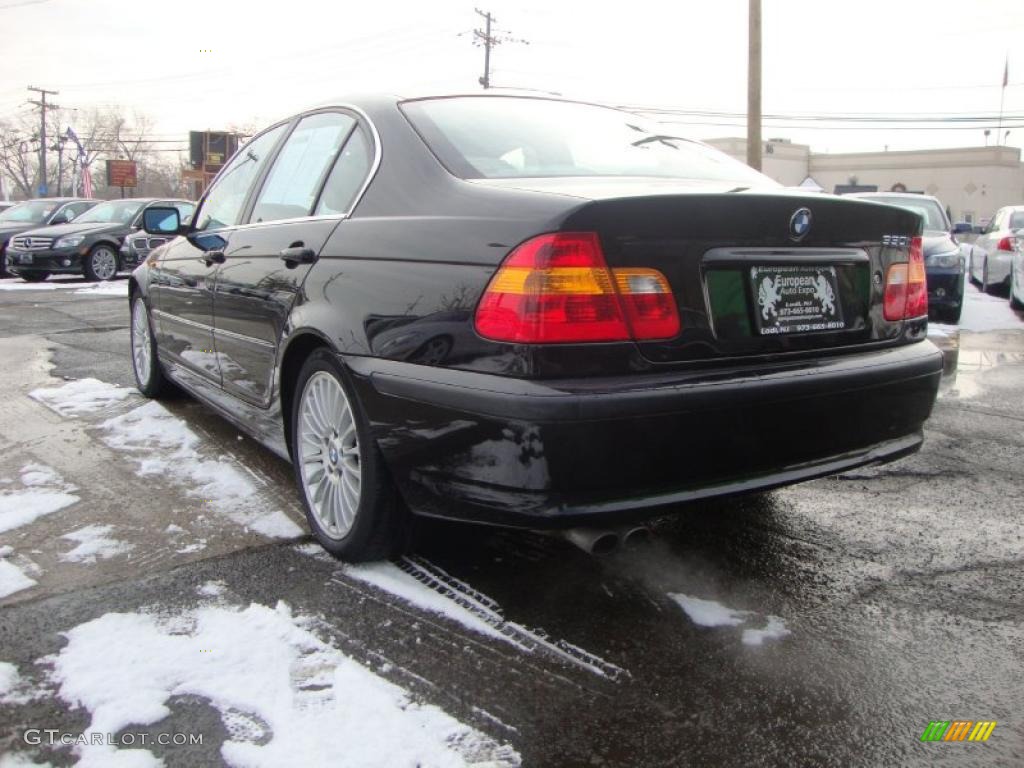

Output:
xmin=553 ymin=189 xmax=923 ymax=365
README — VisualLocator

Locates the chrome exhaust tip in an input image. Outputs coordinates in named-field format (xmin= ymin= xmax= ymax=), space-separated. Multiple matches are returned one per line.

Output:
xmin=561 ymin=527 xmax=621 ymax=555
xmin=616 ymin=525 xmax=651 ymax=549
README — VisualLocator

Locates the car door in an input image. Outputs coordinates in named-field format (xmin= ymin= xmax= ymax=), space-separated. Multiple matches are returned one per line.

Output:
xmin=151 ymin=124 xmax=289 ymax=382
xmin=973 ymin=208 xmax=1004 ymax=278
xmin=213 ymin=110 xmax=373 ymax=406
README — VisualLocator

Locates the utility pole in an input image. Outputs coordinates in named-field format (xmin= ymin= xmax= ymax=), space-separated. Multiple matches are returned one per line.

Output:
xmin=747 ymin=0 xmax=762 ymax=171
xmin=475 ymin=9 xmax=494 ymax=89
xmin=27 ymin=85 xmax=59 ymax=197
xmin=472 ymin=9 xmax=527 ymax=90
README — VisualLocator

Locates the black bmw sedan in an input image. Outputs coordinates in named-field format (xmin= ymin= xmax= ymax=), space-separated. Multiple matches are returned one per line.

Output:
xmin=130 ymin=94 xmax=943 ymax=561
xmin=7 ymin=198 xmax=194 ymax=282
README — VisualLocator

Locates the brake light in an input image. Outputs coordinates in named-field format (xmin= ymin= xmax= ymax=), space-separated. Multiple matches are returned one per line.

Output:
xmin=997 ymin=236 xmax=1016 ymax=252
xmin=883 ymin=235 xmax=927 ymax=320
xmin=475 ymin=232 xmax=680 ymax=343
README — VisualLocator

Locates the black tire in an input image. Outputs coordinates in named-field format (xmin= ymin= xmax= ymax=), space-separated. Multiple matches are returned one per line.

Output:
xmin=1011 ymin=267 xmax=1024 ymax=311
xmin=130 ymin=294 xmax=172 ymax=398
xmin=981 ymin=259 xmax=992 ymax=294
xmin=290 ymin=349 xmax=407 ymax=561
xmin=968 ymin=251 xmax=980 ymax=286
xmin=938 ymin=304 xmax=963 ymax=324
xmin=20 ymin=272 xmax=50 ymax=283
xmin=83 ymin=244 xmax=119 ymax=282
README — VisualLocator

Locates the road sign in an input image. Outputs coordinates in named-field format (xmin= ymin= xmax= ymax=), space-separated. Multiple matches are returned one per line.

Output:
xmin=106 ymin=159 xmax=137 ymax=188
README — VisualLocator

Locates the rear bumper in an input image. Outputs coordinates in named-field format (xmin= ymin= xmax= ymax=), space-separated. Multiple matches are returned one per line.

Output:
xmin=346 ymin=340 xmax=943 ymax=528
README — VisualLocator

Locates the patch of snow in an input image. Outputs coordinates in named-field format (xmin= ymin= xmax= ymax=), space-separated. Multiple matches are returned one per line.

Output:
xmin=670 ymin=593 xmax=790 ymax=647
xmin=73 ymin=281 xmax=130 ymax=297
xmin=247 ymin=510 xmax=303 ymax=539
xmin=346 ymin=561 xmax=512 ymax=645
xmin=60 ymin=525 xmax=133 ymax=564
xmin=0 ymin=465 xmax=78 ymax=534
xmin=30 ymin=378 xmax=135 ymax=417
xmin=176 ymin=541 xmax=206 ymax=555
xmin=46 ymin=601 xmax=519 ymax=767
xmin=0 ymin=661 xmax=42 ymax=706
xmin=0 ymin=661 xmax=19 ymax=697
xmin=0 ymin=558 xmax=37 ymax=599
xmin=197 ymin=581 xmax=226 ymax=598
xmin=669 ymin=594 xmax=749 ymax=627
xmin=0 ymin=280 xmax=63 ymax=291
xmin=98 ymin=401 xmax=299 ymax=540
xmin=742 ymin=616 xmax=792 ymax=646
xmin=164 ymin=524 xmax=185 ymax=534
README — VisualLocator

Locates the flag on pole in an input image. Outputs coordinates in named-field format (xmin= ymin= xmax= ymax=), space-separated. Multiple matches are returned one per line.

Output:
xmin=64 ymin=127 xmax=93 ymax=199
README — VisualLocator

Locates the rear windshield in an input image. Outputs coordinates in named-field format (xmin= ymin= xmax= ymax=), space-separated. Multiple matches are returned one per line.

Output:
xmin=860 ymin=195 xmax=948 ymax=232
xmin=402 ymin=97 xmax=774 ymax=185
xmin=1010 ymin=212 xmax=1024 ymax=230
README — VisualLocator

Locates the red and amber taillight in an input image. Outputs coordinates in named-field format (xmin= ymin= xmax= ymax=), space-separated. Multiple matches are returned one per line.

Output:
xmin=883 ymin=235 xmax=927 ymax=321
xmin=475 ymin=232 xmax=680 ymax=343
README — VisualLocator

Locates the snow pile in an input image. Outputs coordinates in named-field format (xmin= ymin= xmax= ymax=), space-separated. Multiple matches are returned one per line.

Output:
xmin=100 ymin=400 xmax=302 ymax=539
xmin=30 ymin=378 xmax=135 ymax=417
xmin=0 ymin=279 xmax=62 ymax=291
xmin=0 ymin=660 xmax=41 ymax=706
xmin=47 ymin=601 xmax=520 ymax=767
xmin=0 ymin=547 xmax=37 ymax=599
xmin=59 ymin=525 xmax=133 ymax=564
xmin=669 ymin=593 xmax=791 ymax=647
xmin=0 ymin=464 xmax=78 ymax=534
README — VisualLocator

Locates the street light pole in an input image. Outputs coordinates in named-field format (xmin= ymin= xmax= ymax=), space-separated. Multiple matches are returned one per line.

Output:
xmin=747 ymin=0 xmax=762 ymax=172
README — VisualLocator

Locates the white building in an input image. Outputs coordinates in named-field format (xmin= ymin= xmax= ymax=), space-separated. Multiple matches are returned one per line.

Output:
xmin=706 ymin=138 xmax=1024 ymax=226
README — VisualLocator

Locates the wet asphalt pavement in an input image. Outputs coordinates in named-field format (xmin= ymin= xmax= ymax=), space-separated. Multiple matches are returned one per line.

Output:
xmin=0 ymin=276 xmax=1022 ymax=767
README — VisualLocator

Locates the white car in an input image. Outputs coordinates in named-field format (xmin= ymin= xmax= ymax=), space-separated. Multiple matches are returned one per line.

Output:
xmin=1011 ymin=237 xmax=1024 ymax=311
xmin=969 ymin=205 xmax=1024 ymax=293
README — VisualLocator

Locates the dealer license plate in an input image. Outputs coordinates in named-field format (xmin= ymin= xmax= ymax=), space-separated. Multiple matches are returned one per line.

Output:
xmin=750 ymin=265 xmax=845 ymax=335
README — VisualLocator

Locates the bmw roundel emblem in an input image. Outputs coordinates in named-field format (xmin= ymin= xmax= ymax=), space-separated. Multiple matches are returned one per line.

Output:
xmin=789 ymin=207 xmax=812 ymax=240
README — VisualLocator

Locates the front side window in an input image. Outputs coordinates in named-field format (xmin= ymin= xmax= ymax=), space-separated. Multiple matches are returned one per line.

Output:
xmin=195 ymin=124 xmax=287 ymax=231
xmin=0 ymin=201 xmax=56 ymax=224
xmin=401 ymin=96 xmax=775 ymax=185
xmin=76 ymin=200 xmax=145 ymax=224
xmin=315 ymin=127 xmax=372 ymax=216
xmin=250 ymin=112 xmax=355 ymax=224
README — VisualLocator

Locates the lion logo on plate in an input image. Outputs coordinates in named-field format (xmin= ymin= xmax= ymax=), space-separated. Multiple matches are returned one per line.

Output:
xmin=789 ymin=207 xmax=812 ymax=240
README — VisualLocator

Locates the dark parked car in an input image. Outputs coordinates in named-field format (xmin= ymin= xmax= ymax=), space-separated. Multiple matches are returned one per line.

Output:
xmin=847 ymin=192 xmax=969 ymax=323
xmin=0 ymin=198 xmax=98 ymax=279
xmin=6 ymin=198 xmax=194 ymax=282
xmin=129 ymin=94 xmax=943 ymax=560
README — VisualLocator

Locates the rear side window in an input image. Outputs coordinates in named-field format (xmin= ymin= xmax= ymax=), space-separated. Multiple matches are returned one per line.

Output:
xmin=1009 ymin=212 xmax=1024 ymax=230
xmin=402 ymin=96 xmax=773 ymax=185
xmin=195 ymin=124 xmax=286 ymax=231
xmin=250 ymin=112 xmax=355 ymax=224
xmin=315 ymin=127 xmax=372 ymax=216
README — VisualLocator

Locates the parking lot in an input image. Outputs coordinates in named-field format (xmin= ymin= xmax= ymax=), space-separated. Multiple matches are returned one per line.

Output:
xmin=0 ymin=276 xmax=1019 ymax=766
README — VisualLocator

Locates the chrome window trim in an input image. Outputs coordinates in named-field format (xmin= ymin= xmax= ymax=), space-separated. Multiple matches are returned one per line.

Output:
xmin=213 ymin=325 xmax=276 ymax=349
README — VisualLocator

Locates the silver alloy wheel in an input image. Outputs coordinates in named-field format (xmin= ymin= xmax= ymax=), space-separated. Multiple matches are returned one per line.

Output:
xmin=131 ymin=298 xmax=152 ymax=385
xmin=91 ymin=247 xmax=118 ymax=280
xmin=298 ymin=371 xmax=362 ymax=540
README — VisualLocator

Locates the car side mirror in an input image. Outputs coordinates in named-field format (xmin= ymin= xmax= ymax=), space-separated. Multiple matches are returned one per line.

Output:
xmin=143 ymin=207 xmax=184 ymax=236
xmin=951 ymin=222 xmax=972 ymax=234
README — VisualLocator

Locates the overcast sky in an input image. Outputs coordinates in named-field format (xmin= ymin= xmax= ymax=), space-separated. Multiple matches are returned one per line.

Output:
xmin=1 ymin=0 xmax=1021 ymax=156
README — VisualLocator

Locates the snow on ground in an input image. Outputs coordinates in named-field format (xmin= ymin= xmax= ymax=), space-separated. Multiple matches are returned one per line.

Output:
xmin=59 ymin=525 xmax=134 ymax=564
xmin=929 ymin=283 xmax=1023 ymax=339
xmin=0 ymin=277 xmax=128 ymax=294
xmin=0 ymin=660 xmax=41 ymax=706
xmin=0 ymin=753 xmax=53 ymax=768
xmin=30 ymin=378 xmax=135 ymax=417
xmin=340 ymin=555 xmax=626 ymax=679
xmin=100 ymin=400 xmax=302 ymax=539
xmin=46 ymin=601 xmax=520 ymax=767
xmin=0 ymin=555 xmax=37 ymax=599
xmin=73 ymin=281 xmax=130 ymax=297
xmin=669 ymin=593 xmax=791 ymax=647
xmin=0 ymin=464 xmax=78 ymax=534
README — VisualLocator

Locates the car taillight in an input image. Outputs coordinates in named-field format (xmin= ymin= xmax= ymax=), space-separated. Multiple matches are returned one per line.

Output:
xmin=475 ymin=232 xmax=680 ymax=343
xmin=997 ymin=236 xmax=1016 ymax=252
xmin=883 ymin=235 xmax=927 ymax=321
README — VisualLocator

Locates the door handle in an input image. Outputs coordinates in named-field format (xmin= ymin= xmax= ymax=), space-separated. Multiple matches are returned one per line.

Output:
xmin=279 ymin=243 xmax=317 ymax=266
xmin=202 ymin=250 xmax=226 ymax=267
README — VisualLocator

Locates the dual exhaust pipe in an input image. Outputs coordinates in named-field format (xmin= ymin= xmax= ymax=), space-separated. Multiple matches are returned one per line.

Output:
xmin=559 ymin=525 xmax=651 ymax=555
